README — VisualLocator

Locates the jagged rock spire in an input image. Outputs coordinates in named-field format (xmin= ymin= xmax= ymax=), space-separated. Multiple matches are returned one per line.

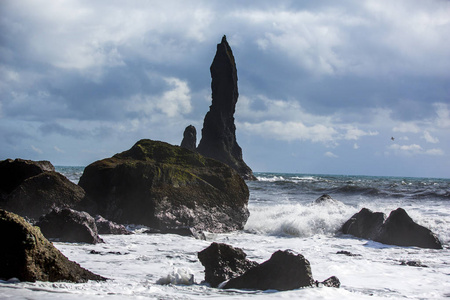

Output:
xmin=180 ymin=125 xmax=197 ymax=151
xmin=197 ymin=36 xmax=256 ymax=180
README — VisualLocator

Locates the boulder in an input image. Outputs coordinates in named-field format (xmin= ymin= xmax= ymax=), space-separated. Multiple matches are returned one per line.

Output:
xmin=196 ymin=36 xmax=256 ymax=180
xmin=223 ymin=250 xmax=314 ymax=291
xmin=377 ymin=208 xmax=442 ymax=249
xmin=180 ymin=125 xmax=197 ymax=151
xmin=94 ymin=215 xmax=132 ymax=235
xmin=3 ymin=171 xmax=85 ymax=221
xmin=313 ymin=194 xmax=339 ymax=204
xmin=36 ymin=208 xmax=104 ymax=244
xmin=341 ymin=208 xmax=442 ymax=249
xmin=317 ymin=276 xmax=341 ymax=288
xmin=197 ymin=242 xmax=258 ymax=287
xmin=0 ymin=209 xmax=105 ymax=282
xmin=0 ymin=158 xmax=54 ymax=198
xmin=341 ymin=208 xmax=385 ymax=240
xmin=78 ymin=139 xmax=249 ymax=233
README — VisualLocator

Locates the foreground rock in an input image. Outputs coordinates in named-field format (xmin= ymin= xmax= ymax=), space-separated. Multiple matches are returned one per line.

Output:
xmin=78 ymin=139 xmax=249 ymax=233
xmin=197 ymin=242 xmax=258 ymax=287
xmin=196 ymin=36 xmax=256 ymax=180
xmin=223 ymin=250 xmax=314 ymax=290
xmin=0 ymin=159 xmax=85 ymax=221
xmin=36 ymin=208 xmax=104 ymax=244
xmin=341 ymin=207 xmax=442 ymax=249
xmin=198 ymin=243 xmax=339 ymax=291
xmin=0 ymin=209 xmax=105 ymax=282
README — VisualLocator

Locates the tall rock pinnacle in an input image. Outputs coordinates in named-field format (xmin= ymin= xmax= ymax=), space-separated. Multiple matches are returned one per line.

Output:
xmin=197 ymin=36 xmax=256 ymax=180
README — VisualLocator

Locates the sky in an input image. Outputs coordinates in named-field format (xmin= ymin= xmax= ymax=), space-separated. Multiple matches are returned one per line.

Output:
xmin=1 ymin=0 xmax=450 ymax=178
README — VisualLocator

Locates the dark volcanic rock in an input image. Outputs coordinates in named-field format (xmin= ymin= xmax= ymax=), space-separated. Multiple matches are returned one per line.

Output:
xmin=180 ymin=125 xmax=197 ymax=151
xmin=0 ymin=158 xmax=54 ymax=198
xmin=317 ymin=276 xmax=341 ymax=288
xmin=341 ymin=208 xmax=385 ymax=240
xmin=36 ymin=208 xmax=104 ymax=244
xmin=3 ymin=172 xmax=85 ymax=221
xmin=94 ymin=215 xmax=132 ymax=235
xmin=78 ymin=139 xmax=249 ymax=233
xmin=341 ymin=208 xmax=443 ymax=249
xmin=223 ymin=250 xmax=314 ymax=291
xmin=313 ymin=194 xmax=339 ymax=204
xmin=196 ymin=36 xmax=256 ymax=181
xmin=197 ymin=242 xmax=258 ymax=287
xmin=377 ymin=208 xmax=442 ymax=249
xmin=0 ymin=209 xmax=105 ymax=282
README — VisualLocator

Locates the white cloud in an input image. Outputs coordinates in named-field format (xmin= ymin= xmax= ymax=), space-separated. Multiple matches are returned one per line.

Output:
xmin=54 ymin=146 xmax=64 ymax=153
xmin=434 ymin=103 xmax=450 ymax=128
xmin=127 ymin=77 xmax=192 ymax=118
xmin=31 ymin=145 xmax=43 ymax=154
xmin=388 ymin=143 xmax=444 ymax=156
xmin=343 ymin=126 xmax=378 ymax=140
xmin=422 ymin=131 xmax=439 ymax=144
xmin=353 ymin=143 xmax=359 ymax=149
xmin=393 ymin=122 xmax=421 ymax=133
xmin=324 ymin=151 xmax=338 ymax=158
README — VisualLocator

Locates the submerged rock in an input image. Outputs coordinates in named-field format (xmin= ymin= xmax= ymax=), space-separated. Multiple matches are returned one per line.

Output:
xmin=78 ymin=139 xmax=249 ymax=233
xmin=223 ymin=250 xmax=314 ymax=291
xmin=196 ymin=36 xmax=256 ymax=180
xmin=341 ymin=207 xmax=442 ymax=249
xmin=0 ymin=209 xmax=105 ymax=282
xmin=180 ymin=125 xmax=197 ymax=151
xmin=36 ymin=208 xmax=104 ymax=244
xmin=197 ymin=242 xmax=258 ymax=287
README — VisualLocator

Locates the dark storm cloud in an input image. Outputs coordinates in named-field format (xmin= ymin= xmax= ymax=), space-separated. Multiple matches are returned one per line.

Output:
xmin=1 ymin=0 xmax=449 ymax=177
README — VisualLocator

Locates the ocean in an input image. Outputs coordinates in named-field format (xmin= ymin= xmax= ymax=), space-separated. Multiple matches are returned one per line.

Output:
xmin=1 ymin=167 xmax=449 ymax=299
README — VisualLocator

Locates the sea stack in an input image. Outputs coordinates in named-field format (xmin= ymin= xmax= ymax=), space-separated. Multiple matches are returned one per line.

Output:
xmin=197 ymin=36 xmax=256 ymax=180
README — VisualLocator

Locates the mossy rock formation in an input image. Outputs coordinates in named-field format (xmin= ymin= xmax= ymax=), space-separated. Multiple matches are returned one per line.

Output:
xmin=78 ymin=139 xmax=249 ymax=232
xmin=0 ymin=209 xmax=105 ymax=282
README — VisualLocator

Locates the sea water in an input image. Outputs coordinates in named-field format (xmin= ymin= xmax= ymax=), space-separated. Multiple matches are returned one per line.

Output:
xmin=1 ymin=168 xmax=449 ymax=299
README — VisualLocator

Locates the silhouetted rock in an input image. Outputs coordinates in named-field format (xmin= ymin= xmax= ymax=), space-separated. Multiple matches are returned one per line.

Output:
xmin=78 ymin=139 xmax=249 ymax=233
xmin=223 ymin=250 xmax=314 ymax=291
xmin=341 ymin=207 xmax=442 ymax=249
xmin=180 ymin=125 xmax=197 ymax=151
xmin=0 ymin=209 xmax=105 ymax=282
xmin=2 ymin=172 xmax=85 ymax=221
xmin=197 ymin=36 xmax=256 ymax=180
xmin=36 ymin=208 xmax=104 ymax=244
xmin=94 ymin=215 xmax=132 ymax=235
xmin=377 ymin=208 xmax=442 ymax=249
xmin=197 ymin=242 xmax=258 ymax=287
xmin=0 ymin=159 xmax=54 ymax=198
xmin=341 ymin=208 xmax=385 ymax=240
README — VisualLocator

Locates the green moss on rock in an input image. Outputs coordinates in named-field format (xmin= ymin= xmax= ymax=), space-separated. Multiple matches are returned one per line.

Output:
xmin=78 ymin=139 xmax=249 ymax=232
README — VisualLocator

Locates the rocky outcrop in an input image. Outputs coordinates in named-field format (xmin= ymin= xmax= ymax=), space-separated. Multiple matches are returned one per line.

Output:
xmin=95 ymin=215 xmax=132 ymax=235
xmin=78 ymin=139 xmax=249 ymax=233
xmin=36 ymin=208 xmax=104 ymax=244
xmin=223 ymin=250 xmax=314 ymax=291
xmin=313 ymin=194 xmax=340 ymax=204
xmin=197 ymin=242 xmax=258 ymax=287
xmin=180 ymin=125 xmax=197 ymax=151
xmin=341 ymin=208 xmax=442 ymax=249
xmin=2 ymin=171 xmax=85 ymax=221
xmin=198 ymin=243 xmax=339 ymax=291
xmin=0 ymin=159 xmax=54 ymax=200
xmin=196 ymin=36 xmax=256 ymax=180
xmin=377 ymin=208 xmax=442 ymax=249
xmin=0 ymin=209 xmax=105 ymax=282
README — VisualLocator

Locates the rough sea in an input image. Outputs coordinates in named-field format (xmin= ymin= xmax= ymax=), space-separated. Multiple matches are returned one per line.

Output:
xmin=1 ymin=167 xmax=449 ymax=299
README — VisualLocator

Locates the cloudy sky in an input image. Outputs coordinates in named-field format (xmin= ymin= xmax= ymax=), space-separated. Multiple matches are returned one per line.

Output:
xmin=1 ymin=0 xmax=449 ymax=178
